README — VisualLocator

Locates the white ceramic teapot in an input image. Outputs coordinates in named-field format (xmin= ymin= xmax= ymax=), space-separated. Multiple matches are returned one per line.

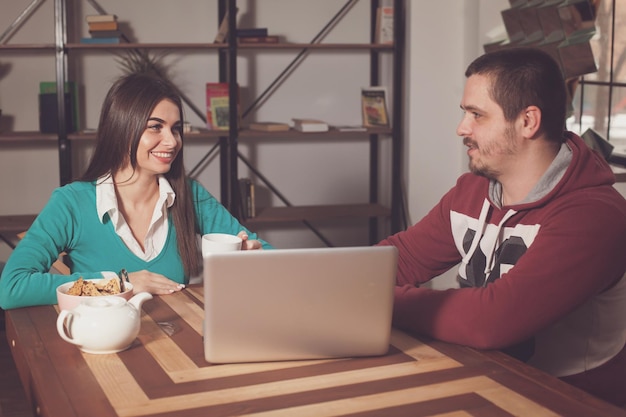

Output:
xmin=56 ymin=292 xmax=153 ymax=354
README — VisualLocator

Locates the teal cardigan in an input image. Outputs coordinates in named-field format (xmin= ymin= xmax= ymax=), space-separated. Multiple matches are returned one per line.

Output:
xmin=0 ymin=179 xmax=271 ymax=308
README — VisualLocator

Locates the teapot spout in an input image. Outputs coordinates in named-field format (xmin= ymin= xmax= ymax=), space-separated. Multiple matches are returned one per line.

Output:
xmin=128 ymin=292 xmax=153 ymax=311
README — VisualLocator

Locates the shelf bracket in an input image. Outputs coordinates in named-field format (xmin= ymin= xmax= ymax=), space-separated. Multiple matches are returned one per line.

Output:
xmin=0 ymin=0 xmax=45 ymax=44
xmin=237 ymin=152 xmax=334 ymax=247
xmin=242 ymin=0 xmax=358 ymax=119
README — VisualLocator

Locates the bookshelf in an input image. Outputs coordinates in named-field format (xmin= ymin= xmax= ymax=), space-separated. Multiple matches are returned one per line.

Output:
xmin=0 ymin=0 xmax=405 ymax=246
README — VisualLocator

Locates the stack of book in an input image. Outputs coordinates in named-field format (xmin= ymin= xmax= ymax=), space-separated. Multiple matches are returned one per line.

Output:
xmin=81 ymin=14 xmax=122 ymax=44
xmin=237 ymin=27 xmax=279 ymax=44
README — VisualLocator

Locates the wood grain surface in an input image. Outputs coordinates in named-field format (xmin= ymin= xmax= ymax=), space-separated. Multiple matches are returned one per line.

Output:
xmin=6 ymin=286 xmax=626 ymax=417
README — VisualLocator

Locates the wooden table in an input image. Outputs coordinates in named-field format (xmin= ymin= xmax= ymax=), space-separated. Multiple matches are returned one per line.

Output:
xmin=6 ymin=286 xmax=626 ymax=417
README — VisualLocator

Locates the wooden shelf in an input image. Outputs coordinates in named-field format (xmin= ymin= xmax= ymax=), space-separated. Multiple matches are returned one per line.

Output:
xmin=63 ymin=42 xmax=393 ymax=51
xmin=243 ymin=203 xmax=391 ymax=225
xmin=66 ymin=130 xmax=223 ymax=141
xmin=0 ymin=44 xmax=55 ymax=51
xmin=0 ymin=214 xmax=37 ymax=234
xmin=0 ymin=131 xmax=59 ymax=143
xmin=238 ymin=127 xmax=391 ymax=140
xmin=236 ymin=43 xmax=394 ymax=51
xmin=0 ymin=128 xmax=391 ymax=144
xmin=65 ymin=42 xmax=222 ymax=50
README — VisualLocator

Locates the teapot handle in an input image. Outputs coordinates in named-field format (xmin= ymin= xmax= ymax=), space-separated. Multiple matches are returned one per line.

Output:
xmin=56 ymin=310 xmax=81 ymax=346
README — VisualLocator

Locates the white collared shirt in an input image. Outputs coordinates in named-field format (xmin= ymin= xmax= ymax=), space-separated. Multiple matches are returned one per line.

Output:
xmin=96 ymin=174 xmax=176 ymax=261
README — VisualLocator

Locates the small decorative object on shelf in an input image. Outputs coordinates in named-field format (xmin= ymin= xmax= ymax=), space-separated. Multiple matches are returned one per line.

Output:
xmin=375 ymin=6 xmax=394 ymax=44
xmin=361 ymin=86 xmax=389 ymax=128
xmin=249 ymin=122 xmax=290 ymax=132
xmin=291 ymin=118 xmax=329 ymax=133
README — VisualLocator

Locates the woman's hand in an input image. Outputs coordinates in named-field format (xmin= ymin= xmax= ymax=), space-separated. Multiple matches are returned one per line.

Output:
xmin=237 ymin=231 xmax=263 ymax=250
xmin=127 ymin=270 xmax=185 ymax=295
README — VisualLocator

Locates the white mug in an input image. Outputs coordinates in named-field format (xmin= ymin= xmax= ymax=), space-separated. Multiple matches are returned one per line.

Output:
xmin=202 ymin=233 xmax=242 ymax=257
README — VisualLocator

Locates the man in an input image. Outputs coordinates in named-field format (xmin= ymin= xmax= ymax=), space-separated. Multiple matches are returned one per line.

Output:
xmin=378 ymin=47 xmax=626 ymax=406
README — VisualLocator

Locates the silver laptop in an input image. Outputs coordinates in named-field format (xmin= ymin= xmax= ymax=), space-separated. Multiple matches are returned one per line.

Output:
xmin=202 ymin=246 xmax=398 ymax=363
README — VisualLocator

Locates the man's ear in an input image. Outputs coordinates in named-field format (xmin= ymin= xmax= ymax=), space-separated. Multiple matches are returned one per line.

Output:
xmin=522 ymin=105 xmax=541 ymax=138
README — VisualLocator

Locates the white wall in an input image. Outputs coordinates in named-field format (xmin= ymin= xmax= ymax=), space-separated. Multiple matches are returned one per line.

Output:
xmin=405 ymin=0 xmax=508 ymax=226
xmin=405 ymin=0 xmax=508 ymax=288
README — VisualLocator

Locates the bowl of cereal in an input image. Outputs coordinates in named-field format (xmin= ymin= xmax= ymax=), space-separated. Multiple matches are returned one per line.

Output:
xmin=56 ymin=277 xmax=134 ymax=311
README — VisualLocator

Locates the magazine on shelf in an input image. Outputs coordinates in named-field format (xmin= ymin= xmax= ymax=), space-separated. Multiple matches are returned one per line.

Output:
xmin=361 ymin=87 xmax=389 ymax=127
xmin=375 ymin=6 xmax=394 ymax=44
xmin=206 ymin=83 xmax=240 ymax=130
xmin=214 ymin=7 xmax=239 ymax=43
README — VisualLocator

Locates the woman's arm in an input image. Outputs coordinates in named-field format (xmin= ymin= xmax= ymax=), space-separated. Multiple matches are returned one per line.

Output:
xmin=0 ymin=188 xmax=103 ymax=308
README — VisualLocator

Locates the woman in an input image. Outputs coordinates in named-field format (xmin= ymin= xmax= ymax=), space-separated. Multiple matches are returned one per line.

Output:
xmin=0 ymin=73 xmax=271 ymax=309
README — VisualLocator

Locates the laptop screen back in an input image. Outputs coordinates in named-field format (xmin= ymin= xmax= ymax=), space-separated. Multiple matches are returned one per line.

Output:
xmin=202 ymin=246 xmax=398 ymax=363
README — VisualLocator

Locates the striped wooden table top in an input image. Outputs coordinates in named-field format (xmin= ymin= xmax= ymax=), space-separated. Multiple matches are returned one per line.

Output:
xmin=6 ymin=286 xmax=626 ymax=417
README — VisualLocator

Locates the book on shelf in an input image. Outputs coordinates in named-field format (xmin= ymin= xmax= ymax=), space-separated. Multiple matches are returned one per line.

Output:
xmin=238 ymin=36 xmax=280 ymax=44
xmin=333 ymin=125 xmax=367 ymax=132
xmin=80 ymin=37 xmax=121 ymax=44
xmin=205 ymin=82 xmax=240 ymax=130
xmin=38 ymin=81 xmax=79 ymax=133
xmin=89 ymin=29 xmax=122 ymax=38
xmin=249 ymin=122 xmax=290 ymax=132
xmin=214 ymin=7 xmax=239 ymax=43
xmin=361 ymin=86 xmax=389 ymax=127
xmin=292 ymin=118 xmax=329 ymax=133
xmin=88 ymin=21 xmax=119 ymax=31
xmin=85 ymin=14 xmax=117 ymax=23
xmin=238 ymin=178 xmax=256 ymax=219
xmin=375 ymin=6 xmax=394 ymax=44
xmin=210 ymin=97 xmax=230 ymax=130
xmin=237 ymin=28 xmax=268 ymax=37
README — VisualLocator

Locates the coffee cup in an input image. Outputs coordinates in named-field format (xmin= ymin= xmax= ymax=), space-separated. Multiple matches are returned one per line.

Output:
xmin=202 ymin=233 xmax=242 ymax=256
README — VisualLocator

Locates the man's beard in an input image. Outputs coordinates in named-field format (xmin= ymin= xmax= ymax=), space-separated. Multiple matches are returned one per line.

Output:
xmin=465 ymin=125 xmax=517 ymax=180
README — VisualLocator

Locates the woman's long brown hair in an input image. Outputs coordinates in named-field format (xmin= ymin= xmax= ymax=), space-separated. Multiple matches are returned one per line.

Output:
xmin=81 ymin=73 xmax=201 ymax=278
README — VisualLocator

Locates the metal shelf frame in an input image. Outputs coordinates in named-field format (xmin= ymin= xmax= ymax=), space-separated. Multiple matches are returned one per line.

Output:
xmin=2 ymin=0 xmax=405 ymax=245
